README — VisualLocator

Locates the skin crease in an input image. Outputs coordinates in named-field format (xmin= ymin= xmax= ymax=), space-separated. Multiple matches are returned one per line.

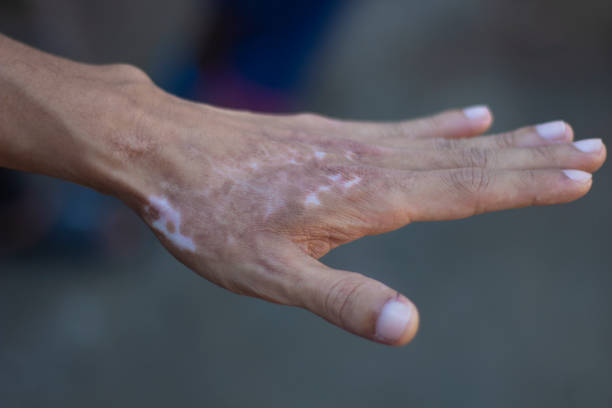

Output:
xmin=0 ymin=35 xmax=607 ymax=346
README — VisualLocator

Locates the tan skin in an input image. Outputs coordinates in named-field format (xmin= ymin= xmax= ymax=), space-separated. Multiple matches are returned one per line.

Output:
xmin=0 ymin=35 xmax=606 ymax=345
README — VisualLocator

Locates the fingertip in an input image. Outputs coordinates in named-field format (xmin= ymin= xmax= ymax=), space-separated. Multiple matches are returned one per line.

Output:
xmin=572 ymin=138 xmax=607 ymax=172
xmin=394 ymin=302 xmax=420 ymax=346
xmin=559 ymin=169 xmax=594 ymax=203
xmin=404 ymin=106 xmax=493 ymax=140
xmin=462 ymin=104 xmax=493 ymax=134
xmin=535 ymin=120 xmax=574 ymax=143
xmin=374 ymin=297 xmax=420 ymax=346
xmin=595 ymin=140 xmax=608 ymax=171
xmin=564 ymin=121 xmax=575 ymax=142
xmin=562 ymin=169 xmax=592 ymax=182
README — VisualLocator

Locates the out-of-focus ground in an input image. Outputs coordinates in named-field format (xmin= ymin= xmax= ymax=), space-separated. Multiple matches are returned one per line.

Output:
xmin=1 ymin=1 xmax=612 ymax=407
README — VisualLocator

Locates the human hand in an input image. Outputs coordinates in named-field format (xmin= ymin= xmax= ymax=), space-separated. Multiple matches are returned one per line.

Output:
xmin=2 ymin=45 xmax=603 ymax=345
xmin=96 ymin=80 xmax=603 ymax=346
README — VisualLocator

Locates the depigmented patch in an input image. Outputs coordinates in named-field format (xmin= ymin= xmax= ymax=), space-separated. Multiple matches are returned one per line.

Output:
xmin=345 ymin=151 xmax=357 ymax=161
xmin=304 ymin=185 xmax=332 ymax=207
xmin=304 ymin=192 xmax=321 ymax=206
xmin=328 ymin=174 xmax=342 ymax=182
xmin=158 ymin=130 xmax=368 ymax=244
xmin=147 ymin=196 xmax=196 ymax=252
xmin=343 ymin=176 xmax=362 ymax=189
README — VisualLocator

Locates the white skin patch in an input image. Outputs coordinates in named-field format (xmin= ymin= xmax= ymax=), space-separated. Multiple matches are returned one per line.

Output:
xmin=304 ymin=185 xmax=331 ymax=206
xmin=304 ymin=192 xmax=321 ymax=206
xmin=304 ymin=174 xmax=361 ymax=207
xmin=193 ymin=140 xmax=365 ymax=219
xmin=147 ymin=196 xmax=196 ymax=252
xmin=264 ymin=194 xmax=286 ymax=219
xmin=343 ymin=176 xmax=362 ymax=189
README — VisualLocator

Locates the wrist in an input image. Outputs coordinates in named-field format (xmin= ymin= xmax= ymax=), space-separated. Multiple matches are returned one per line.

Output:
xmin=0 ymin=34 xmax=218 ymax=214
xmin=85 ymin=76 xmax=222 ymax=211
xmin=63 ymin=64 xmax=161 ymax=204
xmin=0 ymin=34 xmax=155 ymax=201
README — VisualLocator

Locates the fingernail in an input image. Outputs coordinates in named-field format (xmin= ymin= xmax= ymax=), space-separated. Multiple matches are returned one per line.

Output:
xmin=463 ymin=105 xmax=490 ymax=122
xmin=573 ymin=138 xmax=603 ymax=153
xmin=536 ymin=121 xmax=567 ymax=140
xmin=563 ymin=169 xmax=592 ymax=182
xmin=375 ymin=300 xmax=412 ymax=343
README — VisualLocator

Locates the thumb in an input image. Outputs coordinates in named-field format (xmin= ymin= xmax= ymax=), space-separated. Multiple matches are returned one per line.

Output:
xmin=291 ymin=253 xmax=420 ymax=346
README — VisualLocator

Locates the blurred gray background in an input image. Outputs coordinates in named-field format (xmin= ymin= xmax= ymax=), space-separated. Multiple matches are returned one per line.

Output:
xmin=1 ymin=0 xmax=611 ymax=406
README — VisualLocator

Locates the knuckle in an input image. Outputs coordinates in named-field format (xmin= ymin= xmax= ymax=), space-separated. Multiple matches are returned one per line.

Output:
xmin=425 ymin=113 xmax=446 ymax=131
xmin=385 ymin=121 xmax=411 ymax=138
xmin=520 ymin=169 xmax=538 ymax=188
xmin=106 ymin=63 xmax=152 ymax=84
xmin=448 ymin=167 xmax=491 ymax=196
xmin=324 ymin=273 xmax=368 ymax=325
xmin=433 ymin=137 xmax=459 ymax=151
xmin=461 ymin=147 xmax=491 ymax=168
xmin=519 ymin=170 xmax=539 ymax=206
xmin=532 ymin=145 xmax=558 ymax=164
xmin=497 ymin=131 xmax=516 ymax=148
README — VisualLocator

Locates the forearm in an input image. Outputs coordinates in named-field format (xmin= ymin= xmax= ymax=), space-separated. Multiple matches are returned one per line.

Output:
xmin=0 ymin=34 xmax=150 ymax=199
xmin=0 ymin=35 xmax=83 ymax=175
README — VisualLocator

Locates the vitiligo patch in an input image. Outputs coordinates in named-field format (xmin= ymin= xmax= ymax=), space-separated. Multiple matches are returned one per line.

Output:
xmin=147 ymin=196 xmax=196 ymax=252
